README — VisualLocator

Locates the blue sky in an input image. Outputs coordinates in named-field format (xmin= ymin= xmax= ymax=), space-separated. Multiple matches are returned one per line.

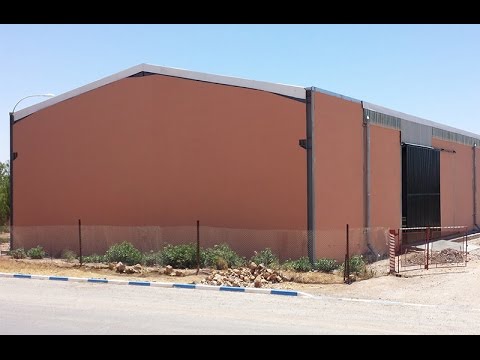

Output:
xmin=1 ymin=24 xmax=479 ymax=162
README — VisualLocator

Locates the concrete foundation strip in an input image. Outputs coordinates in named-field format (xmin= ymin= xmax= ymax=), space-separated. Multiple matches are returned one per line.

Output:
xmin=0 ymin=272 xmax=313 ymax=298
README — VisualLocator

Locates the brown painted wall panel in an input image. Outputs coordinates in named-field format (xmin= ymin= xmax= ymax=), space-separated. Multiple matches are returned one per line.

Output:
xmin=370 ymin=126 xmax=401 ymax=229
xmin=432 ymin=138 xmax=474 ymax=228
xmin=313 ymin=92 xmax=364 ymax=260
xmin=369 ymin=125 xmax=401 ymax=252
xmin=13 ymin=75 xmax=306 ymax=257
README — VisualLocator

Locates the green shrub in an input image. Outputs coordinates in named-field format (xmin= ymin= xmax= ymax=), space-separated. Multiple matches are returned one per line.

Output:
xmin=341 ymin=255 xmax=366 ymax=275
xmin=314 ymin=258 xmax=339 ymax=273
xmin=283 ymin=257 xmax=312 ymax=272
xmin=104 ymin=242 xmax=143 ymax=266
xmin=61 ymin=249 xmax=77 ymax=262
xmin=161 ymin=243 xmax=198 ymax=268
xmin=203 ymin=243 xmax=245 ymax=268
xmin=27 ymin=246 xmax=45 ymax=259
xmin=82 ymin=253 xmax=105 ymax=263
xmin=9 ymin=248 xmax=26 ymax=259
xmin=214 ymin=257 xmax=228 ymax=270
xmin=143 ymin=250 xmax=162 ymax=266
xmin=250 ymin=248 xmax=279 ymax=268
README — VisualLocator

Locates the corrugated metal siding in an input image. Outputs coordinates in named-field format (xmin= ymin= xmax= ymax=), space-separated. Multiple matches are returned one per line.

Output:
xmin=402 ymin=144 xmax=441 ymax=228
xmin=401 ymin=120 xmax=432 ymax=147
xmin=432 ymin=127 xmax=480 ymax=146
xmin=364 ymin=109 xmax=401 ymax=129
xmin=365 ymin=108 xmax=480 ymax=147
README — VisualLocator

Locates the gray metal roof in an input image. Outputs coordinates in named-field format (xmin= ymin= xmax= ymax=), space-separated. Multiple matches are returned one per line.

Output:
xmin=12 ymin=63 xmax=480 ymax=143
xmin=364 ymin=102 xmax=480 ymax=143
xmin=13 ymin=63 xmax=306 ymax=121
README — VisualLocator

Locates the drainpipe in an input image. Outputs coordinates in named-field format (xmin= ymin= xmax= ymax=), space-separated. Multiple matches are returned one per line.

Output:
xmin=363 ymin=105 xmax=371 ymax=244
xmin=474 ymin=143 xmax=479 ymax=230
xmin=9 ymin=112 xmax=14 ymax=250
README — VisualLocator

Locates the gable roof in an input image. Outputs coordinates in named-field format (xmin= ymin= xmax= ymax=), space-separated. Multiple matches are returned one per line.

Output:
xmin=12 ymin=63 xmax=480 ymax=143
xmin=13 ymin=63 xmax=307 ymax=121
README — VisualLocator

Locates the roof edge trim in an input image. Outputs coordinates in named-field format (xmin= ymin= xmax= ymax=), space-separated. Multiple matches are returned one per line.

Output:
xmin=364 ymin=101 xmax=480 ymax=141
xmin=13 ymin=63 xmax=306 ymax=121
xmin=311 ymin=87 xmax=361 ymax=104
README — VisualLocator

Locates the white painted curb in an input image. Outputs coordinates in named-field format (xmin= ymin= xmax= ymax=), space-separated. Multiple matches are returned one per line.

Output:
xmin=0 ymin=272 xmax=313 ymax=297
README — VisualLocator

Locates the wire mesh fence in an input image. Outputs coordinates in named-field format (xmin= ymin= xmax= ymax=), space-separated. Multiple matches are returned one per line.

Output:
xmin=10 ymin=224 xmax=310 ymax=262
xmin=6 ymin=223 xmax=390 ymax=269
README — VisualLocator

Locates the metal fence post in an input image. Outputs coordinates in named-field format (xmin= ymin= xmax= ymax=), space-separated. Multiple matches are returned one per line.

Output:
xmin=196 ymin=220 xmax=200 ymax=275
xmin=78 ymin=219 xmax=82 ymax=265
xmin=425 ymin=226 xmax=430 ymax=270
xmin=344 ymin=224 xmax=350 ymax=284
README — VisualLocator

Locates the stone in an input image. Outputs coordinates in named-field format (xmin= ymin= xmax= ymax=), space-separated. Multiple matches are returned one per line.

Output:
xmin=115 ymin=262 xmax=126 ymax=273
xmin=254 ymin=275 xmax=262 ymax=288
xmin=124 ymin=266 xmax=135 ymax=274
xmin=164 ymin=265 xmax=173 ymax=275
xmin=175 ymin=270 xmax=185 ymax=277
xmin=133 ymin=264 xmax=142 ymax=271
xmin=249 ymin=262 xmax=257 ymax=270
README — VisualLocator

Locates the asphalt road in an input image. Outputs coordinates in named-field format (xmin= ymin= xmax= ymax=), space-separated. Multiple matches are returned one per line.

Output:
xmin=0 ymin=278 xmax=479 ymax=334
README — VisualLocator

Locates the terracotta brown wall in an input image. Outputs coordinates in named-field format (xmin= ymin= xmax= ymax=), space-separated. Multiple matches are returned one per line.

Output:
xmin=13 ymin=75 xmax=306 ymax=258
xmin=370 ymin=125 xmax=401 ymax=228
xmin=369 ymin=125 xmax=401 ymax=252
xmin=432 ymin=138 xmax=474 ymax=228
xmin=313 ymin=92 xmax=364 ymax=260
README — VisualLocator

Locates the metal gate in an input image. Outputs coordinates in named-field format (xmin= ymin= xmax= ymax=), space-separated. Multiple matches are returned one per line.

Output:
xmin=402 ymin=144 xmax=441 ymax=228
xmin=389 ymin=226 xmax=468 ymax=273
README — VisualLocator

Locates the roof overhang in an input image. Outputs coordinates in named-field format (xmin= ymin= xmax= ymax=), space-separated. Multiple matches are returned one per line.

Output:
xmin=364 ymin=101 xmax=480 ymax=141
xmin=13 ymin=63 xmax=307 ymax=121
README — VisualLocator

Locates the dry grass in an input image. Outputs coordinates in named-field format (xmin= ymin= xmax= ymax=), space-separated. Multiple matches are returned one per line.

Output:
xmin=282 ymin=270 xmax=344 ymax=284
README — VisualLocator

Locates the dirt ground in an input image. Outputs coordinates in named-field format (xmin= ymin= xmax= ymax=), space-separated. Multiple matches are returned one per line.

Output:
xmin=0 ymin=256 xmax=345 ymax=288
xmin=2 ymin=232 xmax=480 ymax=306
xmin=303 ymin=235 xmax=480 ymax=306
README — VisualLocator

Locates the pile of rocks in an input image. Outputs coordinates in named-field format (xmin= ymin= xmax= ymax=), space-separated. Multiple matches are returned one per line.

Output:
xmin=200 ymin=262 xmax=285 ymax=288
xmin=113 ymin=262 xmax=144 ymax=274
xmin=163 ymin=265 xmax=185 ymax=277
xmin=431 ymin=248 xmax=465 ymax=264
xmin=403 ymin=248 xmax=465 ymax=266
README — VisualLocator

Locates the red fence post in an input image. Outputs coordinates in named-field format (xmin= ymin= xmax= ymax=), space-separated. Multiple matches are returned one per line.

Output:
xmin=425 ymin=227 xmax=430 ymax=270
xmin=389 ymin=229 xmax=397 ymax=274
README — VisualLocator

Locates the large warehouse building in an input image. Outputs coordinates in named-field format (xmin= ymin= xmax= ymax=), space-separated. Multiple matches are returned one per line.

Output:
xmin=9 ymin=64 xmax=480 ymax=261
